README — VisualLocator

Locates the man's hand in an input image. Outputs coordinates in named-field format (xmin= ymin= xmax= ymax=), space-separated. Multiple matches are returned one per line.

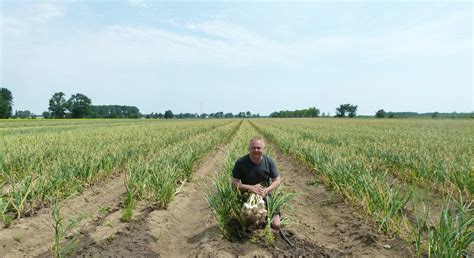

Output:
xmin=233 ymin=178 xmax=271 ymax=197
xmin=250 ymin=184 xmax=265 ymax=197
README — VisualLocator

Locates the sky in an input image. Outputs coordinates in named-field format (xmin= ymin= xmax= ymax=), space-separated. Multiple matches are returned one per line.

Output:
xmin=1 ymin=0 xmax=472 ymax=116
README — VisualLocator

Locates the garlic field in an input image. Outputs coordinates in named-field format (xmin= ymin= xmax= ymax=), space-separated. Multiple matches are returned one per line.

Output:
xmin=0 ymin=118 xmax=472 ymax=257
xmin=252 ymin=118 xmax=473 ymax=257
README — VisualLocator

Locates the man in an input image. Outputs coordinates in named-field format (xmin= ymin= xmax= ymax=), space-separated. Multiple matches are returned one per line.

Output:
xmin=232 ymin=137 xmax=281 ymax=228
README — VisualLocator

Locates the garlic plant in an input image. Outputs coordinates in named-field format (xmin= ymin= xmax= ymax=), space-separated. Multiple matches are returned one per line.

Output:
xmin=242 ymin=193 xmax=267 ymax=225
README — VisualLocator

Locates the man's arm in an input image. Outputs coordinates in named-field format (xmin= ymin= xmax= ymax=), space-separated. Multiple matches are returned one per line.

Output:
xmin=232 ymin=177 xmax=265 ymax=196
xmin=263 ymin=176 xmax=281 ymax=197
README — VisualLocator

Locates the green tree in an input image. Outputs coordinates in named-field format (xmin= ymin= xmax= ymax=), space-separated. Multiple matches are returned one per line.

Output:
xmin=335 ymin=104 xmax=357 ymax=118
xmin=307 ymin=107 xmax=320 ymax=117
xmin=49 ymin=92 xmax=68 ymax=118
xmin=215 ymin=111 xmax=224 ymax=118
xmin=375 ymin=109 xmax=386 ymax=118
xmin=335 ymin=104 xmax=348 ymax=117
xmin=42 ymin=111 xmax=52 ymax=119
xmin=348 ymin=105 xmax=357 ymax=117
xmin=14 ymin=110 xmax=32 ymax=118
xmin=67 ymin=93 xmax=92 ymax=118
xmin=164 ymin=110 xmax=173 ymax=119
xmin=270 ymin=107 xmax=320 ymax=118
xmin=0 ymin=88 xmax=13 ymax=118
xmin=89 ymin=105 xmax=141 ymax=118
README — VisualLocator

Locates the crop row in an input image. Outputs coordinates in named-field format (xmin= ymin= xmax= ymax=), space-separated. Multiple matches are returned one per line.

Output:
xmin=122 ymin=119 xmax=241 ymax=212
xmin=253 ymin=119 xmax=473 ymax=198
xmin=207 ymin=120 xmax=291 ymax=243
xmin=251 ymin=118 xmax=473 ymax=256
xmin=206 ymin=120 xmax=261 ymax=239
xmin=0 ymin=120 xmax=236 ymax=222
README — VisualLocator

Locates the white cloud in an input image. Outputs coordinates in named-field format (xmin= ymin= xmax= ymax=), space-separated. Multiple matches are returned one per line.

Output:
xmin=32 ymin=2 xmax=66 ymax=22
xmin=65 ymin=22 xmax=293 ymax=67
xmin=4 ymin=0 xmax=469 ymax=72
xmin=186 ymin=20 xmax=263 ymax=43
xmin=4 ymin=13 xmax=470 ymax=84
xmin=1 ymin=16 xmax=26 ymax=37
xmin=127 ymin=0 xmax=148 ymax=7
xmin=3 ymin=6 xmax=470 ymax=72
xmin=360 ymin=8 xmax=472 ymax=59
xmin=1 ymin=2 xmax=66 ymax=37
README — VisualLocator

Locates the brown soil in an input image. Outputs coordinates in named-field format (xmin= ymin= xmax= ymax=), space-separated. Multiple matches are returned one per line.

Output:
xmin=0 ymin=139 xmax=412 ymax=257
xmin=0 ymin=171 xmax=126 ymax=257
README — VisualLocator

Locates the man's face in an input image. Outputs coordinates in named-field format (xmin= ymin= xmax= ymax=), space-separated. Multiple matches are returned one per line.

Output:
xmin=249 ymin=140 xmax=265 ymax=160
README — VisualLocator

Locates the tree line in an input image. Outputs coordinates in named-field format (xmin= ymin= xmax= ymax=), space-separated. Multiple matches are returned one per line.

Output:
xmin=0 ymin=89 xmax=141 ymax=119
xmin=89 ymin=105 xmax=140 ymax=118
xmin=1 ymin=87 xmax=472 ymax=119
xmin=44 ymin=92 xmax=141 ymax=119
xmin=0 ymin=89 xmax=369 ymax=120
xmin=374 ymin=109 xmax=473 ymax=119
xmin=270 ymin=104 xmax=358 ymax=118
xmin=270 ymin=107 xmax=320 ymax=118
xmin=145 ymin=110 xmax=260 ymax=119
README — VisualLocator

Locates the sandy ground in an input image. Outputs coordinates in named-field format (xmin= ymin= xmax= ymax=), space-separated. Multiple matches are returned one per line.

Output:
xmin=1 ymin=140 xmax=412 ymax=257
xmin=0 ymin=171 xmax=126 ymax=257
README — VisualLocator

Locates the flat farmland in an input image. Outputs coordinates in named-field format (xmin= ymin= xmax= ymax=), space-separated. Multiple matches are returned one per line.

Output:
xmin=0 ymin=118 xmax=472 ymax=257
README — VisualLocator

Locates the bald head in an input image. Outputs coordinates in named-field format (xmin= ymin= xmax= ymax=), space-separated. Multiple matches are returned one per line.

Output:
xmin=248 ymin=137 xmax=266 ymax=162
xmin=249 ymin=137 xmax=265 ymax=149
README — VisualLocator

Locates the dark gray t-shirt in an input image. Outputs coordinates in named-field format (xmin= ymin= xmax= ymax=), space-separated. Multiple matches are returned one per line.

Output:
xmin=232 ymin=154 xmax=279 ymax=187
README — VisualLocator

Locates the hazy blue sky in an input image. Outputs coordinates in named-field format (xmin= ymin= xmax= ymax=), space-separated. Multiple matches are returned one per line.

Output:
xmin=1 ymin=0 xmax=472 ymax=116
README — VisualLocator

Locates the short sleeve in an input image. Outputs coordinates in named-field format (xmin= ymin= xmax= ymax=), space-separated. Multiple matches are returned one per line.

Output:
xmin=267 ymin=157 xmax=279 ymax=178
xmin=232 ymin=160 xmax=241 ymax=179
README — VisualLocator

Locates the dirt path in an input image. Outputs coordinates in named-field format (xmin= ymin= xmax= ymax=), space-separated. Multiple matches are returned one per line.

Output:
xmin=0 ymin=171 xmax=126 ymax=257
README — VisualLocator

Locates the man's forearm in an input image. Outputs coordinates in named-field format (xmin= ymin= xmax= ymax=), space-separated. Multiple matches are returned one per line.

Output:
xmin=232 ymin=180 xmax=247 ymax=191
xmin=234 ymin=182 xmax=252 ymax=192
xmin=265 ymin=178 xmax=281 ymax=194
xmin=232 ymin=180 xmax=264 ymax=195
